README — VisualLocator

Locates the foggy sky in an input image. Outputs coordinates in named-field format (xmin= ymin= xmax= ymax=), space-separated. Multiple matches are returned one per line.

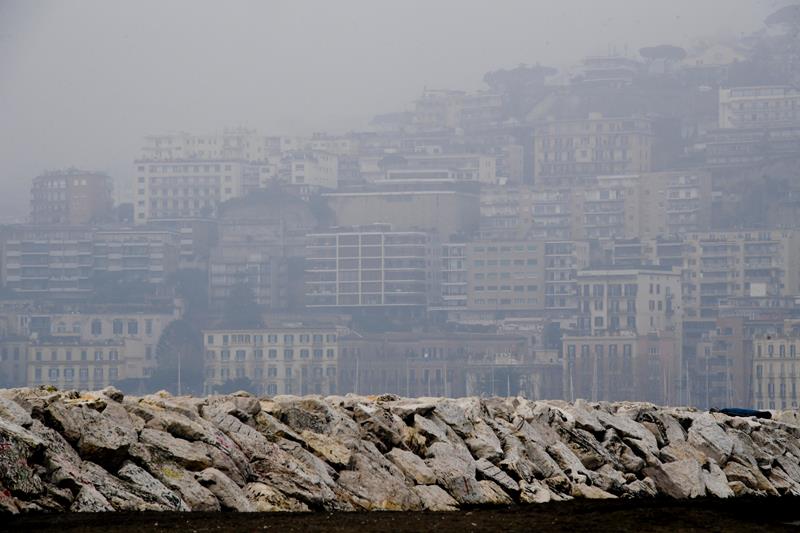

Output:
xmin=0 ymin=0 xmax=777 ymax=219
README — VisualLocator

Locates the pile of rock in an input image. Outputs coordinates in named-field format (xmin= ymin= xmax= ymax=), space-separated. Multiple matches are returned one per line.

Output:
xmin=1 ymin=387 xmax=799 ymax=513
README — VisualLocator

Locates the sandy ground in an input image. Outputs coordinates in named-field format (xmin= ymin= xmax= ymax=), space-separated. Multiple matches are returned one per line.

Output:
xmin=3 ymin=497 xmax=800 ymax=532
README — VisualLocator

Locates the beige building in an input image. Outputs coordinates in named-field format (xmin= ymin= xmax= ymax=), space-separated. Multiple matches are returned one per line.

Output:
xmin=752 ymin=334 xmax=800 ymax=410
xmin=27 ymin=338 xmax=126 ymax=390
xmin=464 ymin=241 xmax=545 ymax=316
xmin=563 ymin=267 xmax=684 ymax=404
xmin=203 ymin=327 xmax=341 ymax=395
xmin=534 ymin=114 xmax=654 ymax=186
xmin=30 ymin=169 xmax=113 ymax=226
xmin=34 ymin=310 xmax=177 ymax=383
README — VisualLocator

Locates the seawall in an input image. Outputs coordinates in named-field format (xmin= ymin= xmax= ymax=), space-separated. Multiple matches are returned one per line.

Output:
xmin=1 ymin=387 xmax=799 ymax=513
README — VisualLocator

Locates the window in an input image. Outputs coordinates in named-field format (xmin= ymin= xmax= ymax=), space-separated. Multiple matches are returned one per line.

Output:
xmin=254 ymin=349 xmax=263 ymax=359
xmin=235 ymin=350 xmax=246 ymax=361
xmin=146 ymin=346 xmax=153 ymax=360
xmin=81 ymin=350 xmax=88 ymax=361
xmin=48 ymin=368 xmax=59 ymax=379
xmin=326 ymin=349 xmax=335 ymax=359
xmin=94 ymin=350 xmax=103 ymax=361
xmin=94 ymin=367 xmax=104 ymax=379
xmin=64 ymin=368 xmax=74 ymax=381
xmin=51 ymin=350 xmax=57 ymax=361
xmin=268 ymin=335 xmax=278 ymax=343
xmin=127 ymin=320 xmax=139 ymax=335
xmin=113 ymin=320 xmax=123 ymax=335
xmin=79 ymin=368 xmax=89 ymax=381
xmin=145 ymin=320 xmax=153 ymax=335
xmin=300 ymin=349 xmax=309 ymax=358
xmin=109 ymin=368 xmax=118 ymax=380
xmin=268 ymin=349 xmax=277 ymax=359
xmin=284 ymin=349 xmax=294 ymax=360
xmin=91 ymin=320 xmax=102 ymax=335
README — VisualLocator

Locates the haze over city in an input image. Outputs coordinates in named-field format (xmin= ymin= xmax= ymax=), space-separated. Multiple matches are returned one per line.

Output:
xmin=4 ymin=1 xmax=800 ymax=525
xmin=0 ymin=0 xmax=776 ymax=218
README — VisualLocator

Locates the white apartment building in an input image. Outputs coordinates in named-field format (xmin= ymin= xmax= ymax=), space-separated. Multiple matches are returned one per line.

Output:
xmin=305 ymin=225 xmax=438 ymax=309
xmin=719 ymin=86 xmax=800 ymax=129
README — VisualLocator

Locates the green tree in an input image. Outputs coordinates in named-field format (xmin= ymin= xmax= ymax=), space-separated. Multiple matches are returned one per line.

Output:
xmin=148 ymin=319 xmax=204 ymax=395
xmin=166 ymin=268 xmax=209 ymax=321
xmin=222 ymin=283 xmax=263 ymax=328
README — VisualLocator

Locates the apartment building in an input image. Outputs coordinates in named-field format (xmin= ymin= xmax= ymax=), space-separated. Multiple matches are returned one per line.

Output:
xmin=544 ymin=241 xmax=590 ymax=314
xmin=608 ymin=231 xmax=800 ymax=320
xmin=93 ymin=229 xmax=180 ymax=284
xmin=752 ymin=333 xmax=800 ymax=410
xmin=305 ymin=225 xmax=438 ymax=311
xmin=27 ymin=309 xmax=176 ymax=383
xmin=694 ymin=316 xmax=751 ymax=410
xmin=279 ymin=150 xmax=339 ymax=190
xmin=380 ymin=153 xmax=497 ymax=184
xmin=0 ymin=336 xmax=28 ymax=387
xmin=1 ymin=226 xmax=95 ymax=294
xmin=533 ymin=114 xmax=654 ymax=186
xmin=27 ymin=338 xmax=126 ymax=389
xmin=203 ymin=326 xmax=341 ymax=395
xmin=563 ymin=267 xmax=683 ymax=404
xmin=338 ymin=331 xmax=540 ymax=398
xmin=719 ymin=86 xmax=800 ymax=129
xmin=463 ymin=240 xmax=545 ymax=317
xmin=0 ymin=225 xmax=181 ymax=295
xmin=30 ymin=169 xmax=113 ymax=226
xmin=323 ymin=183 xmax=479 ymax=239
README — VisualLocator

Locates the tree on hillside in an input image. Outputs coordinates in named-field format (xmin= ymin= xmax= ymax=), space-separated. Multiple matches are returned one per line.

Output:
xmin=148 ymin=319 xmax=204 ymax=395
xmin=482 ymin=64 xmax=557 ymax=120
xmin=222 ymin=283 xmax=263 ymax=328
xmin=639 ymin=45 xmax=687 ymax=62
xmin=766 ymin=4 xmax=800 ymax=31
xmin=166 ymin=268 xmax=209 ymax=321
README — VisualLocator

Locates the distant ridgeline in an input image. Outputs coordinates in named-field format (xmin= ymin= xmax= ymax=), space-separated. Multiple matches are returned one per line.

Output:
xmin=1 ymin=387 xmax=799 ymax=513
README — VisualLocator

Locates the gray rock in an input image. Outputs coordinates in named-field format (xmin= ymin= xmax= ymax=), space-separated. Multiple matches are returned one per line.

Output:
xmin=336 ymin=451 xmax=423 ymax=510
xmin=645 ymin=459 xmax=705 ymax=498
xmin=0 ymin=397 xmax=32 ymax=428
xmin=139 ymin=428 xmax=212 ymax=471
xmin=245 ymin=482 xmax=309 ymax=512
xmin=475 ymin=457 xmax=520 ymax=493
xmin=687 ymin=413 xmax=735 ymax=465
xmin=702 ymin=461 xmax=733 ymax=498
xmin=425 ymin=441 xmax=483 ymax=505
xmin=412 ymin=484 xmax=459 ymax=511
xmin=117 ymin=461 xmax=188 ymax=511
xmin=464 ymin=420 xmax=503 ymax=461
xmin=75 ymin=405 xmax=137 ymax=468
xmin=195 ymin=467 xmax=253 ymax=511
xmin=70 ymin=485 xmax=113 ymax=512
xmin=386 ymin=448 xmax=436 ymax=485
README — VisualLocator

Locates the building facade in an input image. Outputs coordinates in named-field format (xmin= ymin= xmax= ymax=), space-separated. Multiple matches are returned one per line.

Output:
xmin=30 ymin=169 xmax=113 ymax=226
xmin=534 ymin=114 xmax=654 ymax=186
xmin=203 ymin=326 xmax=341 ymax=395
xmin=305 ymin=225 xmax=438 ymax=310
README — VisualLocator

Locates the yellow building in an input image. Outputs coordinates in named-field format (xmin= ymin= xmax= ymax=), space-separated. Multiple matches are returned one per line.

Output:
xmin=27 ymin=339 xmax=126 ymax=390
xmin=203 ymin=327 xmax=342 ymax=396
xmin=752 ymin=335 xmax=800 ymax=410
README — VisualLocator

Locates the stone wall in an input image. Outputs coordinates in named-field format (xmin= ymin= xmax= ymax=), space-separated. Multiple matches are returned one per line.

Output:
xmin=0 ymin=387 xmax=799 ymax=513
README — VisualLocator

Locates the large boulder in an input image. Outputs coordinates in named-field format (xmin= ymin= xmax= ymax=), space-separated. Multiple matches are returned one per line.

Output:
xmin=644 ymin=459 xmax=706 ymax=498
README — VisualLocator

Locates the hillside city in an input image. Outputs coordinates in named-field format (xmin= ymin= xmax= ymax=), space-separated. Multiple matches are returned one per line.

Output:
xmin=4 ymin=8 xmax=800 ymax=413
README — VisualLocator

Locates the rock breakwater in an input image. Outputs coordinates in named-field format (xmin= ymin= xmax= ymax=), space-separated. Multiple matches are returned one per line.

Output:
xmin=0 ymin=387 xmax=799 ymax=513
